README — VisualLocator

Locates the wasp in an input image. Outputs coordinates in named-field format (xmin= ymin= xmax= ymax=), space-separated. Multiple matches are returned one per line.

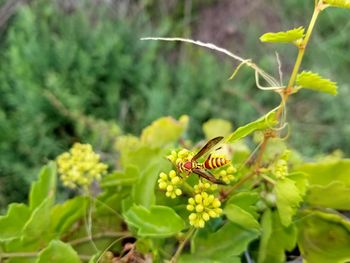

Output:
xmin=176 ymin=136 xmax=230 ymax=185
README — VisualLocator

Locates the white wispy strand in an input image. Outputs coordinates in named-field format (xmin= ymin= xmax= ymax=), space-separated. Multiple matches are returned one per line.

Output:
xmin=141 ymin=37 xmax=282 ymax=89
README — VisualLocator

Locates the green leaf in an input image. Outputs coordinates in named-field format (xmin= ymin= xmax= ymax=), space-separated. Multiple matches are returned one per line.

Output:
xmin=258 ymin=209 xmax=297 ymax=263
xmin=307 ymin=181 xmax=350 ymax=210
xmin=191 ymin=222 xmax=259 ymax=259
xmin=179 ymin=254 xmax=241 ymax=263
xmin=260 ymin=27 xmax=304 ymax=43
xmin=35 ymin=240 xmax=80 ymax=263
xmin=288 ymin=172 xmax=309 ymax=197
xmin=50 ymin=196 xmax=88 ymax=235
xmin=298 ymin=210 xmax=350 ymax=263
xmin=100 ymin=166 xmax=140 ymax=187
xmin=324 ymin=0 xmax=350 ymax=9
xmin=140 ymin=116 xmax=188 ymax=148
xmin=224 ymin=204 xmax=260 ymax=232
xmin=297 ymin=159 xmax=350 ymax=185
xmin=226 ymin=192 xmax=259 ymax=218
xmin=95 ymin=191 xmax=124 ymax=216
xmin=296 ymin=71 xmax=338 ymax=95
xmin=132 ymin=163 xmax=160 ymax=208
xmin=0 ymin=203 xmax=31 ymax=242
xmin=297 ymin=159 xmax=350 ymax=209
xmin=274 ymin=177 xmax=302 ymax=227
xmin=21 ymin=196 xmax=55 ymax=246
xmin=29 ymin=162 xmax=57 ymax=211
xmin=123 ymin=205 xmax=186 ymax=237
xmin=202 ymin=119 xmax=233 ymax=139
xmin=226 ymin=111 xmax=277 ymax=143
xmin=116 ymin=142 xmax=161 ymax=171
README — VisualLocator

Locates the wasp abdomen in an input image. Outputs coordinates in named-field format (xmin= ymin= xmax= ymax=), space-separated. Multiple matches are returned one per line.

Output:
xmin=204 ymin=156 xmax=230 ymax=169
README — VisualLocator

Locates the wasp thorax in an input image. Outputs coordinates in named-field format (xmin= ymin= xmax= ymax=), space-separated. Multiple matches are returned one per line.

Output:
xmin=184 ymin=161 xmax=192 ymax=170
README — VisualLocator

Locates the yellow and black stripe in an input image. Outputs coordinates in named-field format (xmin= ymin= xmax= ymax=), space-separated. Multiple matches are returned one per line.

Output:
xmin=204 ymin=155 xmax=229 ymax=170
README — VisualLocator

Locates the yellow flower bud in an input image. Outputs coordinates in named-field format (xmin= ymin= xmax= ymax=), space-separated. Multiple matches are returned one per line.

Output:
xmin=212 ymin=199 xmax=221 ymax=208
xmin=178 ymin=149 xmax=188 ymax=158
xmin=169 ymin=170 xmax=177 ymax=178
xmin=189 ymin=213 xmax=197 ymax=220
xmin=159 ymin=182 xmax=167 ymax=189
xmin=196 ymin=204 xmax=204 ymax=213
xmin=209 ymin=210 xmax=217 ymax=217
xmin=187 ymin=205 xmax=194 ymax=211
xmin=198 ymin=219 xmax=205 ymax=228
xmin=202 ymin=212 xmax=210 ymax=221
xmin=201 ymin=192 xmax=208 ymax=199
xmin=220 ymin=170 xmax=227 ymax=177
xmin=160 ymin=172 xmax=168 ymax=180
xmin=195 ymin=194 xmax=202 ymax=203
xmin=175 ymin=189 xmax=182 ymax=196
xmin=227 ymin=165 xmax=236 ymax=174
xmin=188 ymin=198 xmax=195 ymax=205
xmin=215 ymin=208 xmax=222 ymax=215
xmin=171 ymin=177 xmax=180 ymax=184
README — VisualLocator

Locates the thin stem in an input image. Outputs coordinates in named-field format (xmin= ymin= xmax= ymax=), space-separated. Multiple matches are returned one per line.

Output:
xmin=288 ymin=2 xmax=321 ymax=88
xmin=170 ymin=228 xmax=195 ymax=263
xmin=0 ymin=251 xmax=91 ymax=261
xmin=182 ymin=181 xmax=195 ymax=194
xmin=261 ymin=174 xmax=276 ymax=185
xmin=221 ymin=133 xmax=270 ymax=199
xmin=96 ymin=236 xmax=130 ymax=263
xmin=141 ymin=37 xmax=280 ymax=88
xmin=220 ymin=171 xmax=255 ymax=200
xmin=253 ymin=133 xmax=270 ymax=171
xmin=68 ymin=231 xmax=131 ymax=246
xmin=0 ymin=252 xmax=37 ymax=259
xmin=222 ymin=2 xmax=324 ymax=200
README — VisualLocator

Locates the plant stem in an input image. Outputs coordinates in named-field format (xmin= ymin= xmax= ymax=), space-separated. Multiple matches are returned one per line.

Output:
xmin=288 ymin=2 xmax=321 ymax=88
xmin=0 ymin=251 xmax=91 ymax=261
xmin=0 ymin=252 xmax=38 ymax=259
xmin=68 ymin=231 xmax=131 ymax=246
xmin=0 ymin=232 xmax=130 ymax=261
xmin=221 ymin=133 xmax=270 ymax=199
xmin=182 ymin=181 xmax=195 ymax=194
xmin=223 ymin=2 xmax=323 ymax=199
xmin=261 ymin=174 xmax=276 ymax=185
xmin=170 ymin=228 xmax=195 ymax=263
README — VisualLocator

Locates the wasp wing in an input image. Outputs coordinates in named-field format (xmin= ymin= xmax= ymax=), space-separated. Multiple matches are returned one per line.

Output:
xmin=191 ymin=136 xmax=224 ymax=161
xmin=192 ymin=168 xmax=226 ymax=185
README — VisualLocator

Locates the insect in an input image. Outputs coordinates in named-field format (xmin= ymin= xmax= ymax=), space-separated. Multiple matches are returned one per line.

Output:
xmin=176 ymin=136 xmax=230 ymax=185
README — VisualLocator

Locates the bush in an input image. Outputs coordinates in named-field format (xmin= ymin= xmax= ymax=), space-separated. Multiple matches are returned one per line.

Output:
xmin=0 ymin=1 xmax=226 ymax=206
xmin=1 ymin=0 xmax=350 ymax=210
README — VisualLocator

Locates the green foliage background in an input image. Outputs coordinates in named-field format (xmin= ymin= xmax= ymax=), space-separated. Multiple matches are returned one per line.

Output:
xmin=0 ymin=0 xmax=350 ymax=261
xmin=0 ymin=0 xmax=350 ymax=207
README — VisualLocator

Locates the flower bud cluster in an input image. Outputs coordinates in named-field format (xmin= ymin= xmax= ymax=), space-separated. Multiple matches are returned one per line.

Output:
xmin=167 ymin=149 xmax=194 ymax=166
xmin=158 ymin=170 xmax=183 ymax=199
xmin=56 ymin=143 xmax=108 ymax=190
xmin=217 ymin=164 xmax=237 ymax=184
xmin=186 ymin=192 xmax=222 ymax=228
xmin=193 ymin=180 xmax=217 ymax=193
xmin=273 ymin=159 xmax=288 ymax=179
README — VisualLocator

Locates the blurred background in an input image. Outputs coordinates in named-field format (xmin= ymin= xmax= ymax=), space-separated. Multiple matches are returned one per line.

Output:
xmin=0 ymin=0 xmax=349 ymax=208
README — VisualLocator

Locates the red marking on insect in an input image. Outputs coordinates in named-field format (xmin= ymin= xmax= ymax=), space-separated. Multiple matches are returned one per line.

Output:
xmin=184 ymin=161 xmax=192 ymax=170
xmin=175 ymin=136 xmax=230 ymax=185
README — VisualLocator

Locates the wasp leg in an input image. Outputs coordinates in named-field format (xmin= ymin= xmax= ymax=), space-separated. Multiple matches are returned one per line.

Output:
xmin=192 ymin=168 xmax=226 ymax=185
